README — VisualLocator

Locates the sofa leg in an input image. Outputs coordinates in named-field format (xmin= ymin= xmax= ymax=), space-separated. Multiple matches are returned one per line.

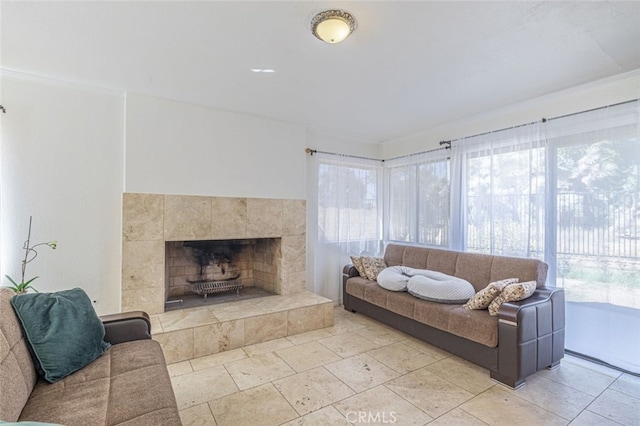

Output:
xmin=490 ymin=371 xmax=526 ymax=389
xmin=547 ymin=361 xmax=561 ymax=370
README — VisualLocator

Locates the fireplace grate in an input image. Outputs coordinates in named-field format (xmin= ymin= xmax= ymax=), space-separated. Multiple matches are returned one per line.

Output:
xmin=188 ymin=280 xmax=243 ymax=299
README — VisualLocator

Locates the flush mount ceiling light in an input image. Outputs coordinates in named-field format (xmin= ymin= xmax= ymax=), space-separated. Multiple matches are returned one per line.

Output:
xmin=311 ymin=9 xmax=357 ymax=44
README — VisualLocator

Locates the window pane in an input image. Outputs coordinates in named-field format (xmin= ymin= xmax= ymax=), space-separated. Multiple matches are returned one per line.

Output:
xmin=466 ymin=145 xmax=545 ymax=258
xmin=417 ymin=160 xmax=450 ymax=246
xmin=555 ymin=135 xmax=640 ymax=373
xmin=318 ymin=162 xmax=380 ymax=243
xmin=388 ymin=165 xmax=416 ymax=242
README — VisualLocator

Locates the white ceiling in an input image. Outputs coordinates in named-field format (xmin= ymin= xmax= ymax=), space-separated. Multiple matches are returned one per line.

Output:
xmin=2 ymin=1 xmax=639 ymax=142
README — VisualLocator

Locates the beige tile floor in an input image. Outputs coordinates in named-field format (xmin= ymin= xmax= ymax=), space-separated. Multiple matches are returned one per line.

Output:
xmin=169 ymin=306 xmax=640 ymax=426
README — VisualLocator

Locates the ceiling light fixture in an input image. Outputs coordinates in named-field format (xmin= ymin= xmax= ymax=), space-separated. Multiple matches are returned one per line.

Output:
xmin=311 ymin=9 xmax=357 ymax=44
xmin=251 ymin=69 xmax=275 ymax=73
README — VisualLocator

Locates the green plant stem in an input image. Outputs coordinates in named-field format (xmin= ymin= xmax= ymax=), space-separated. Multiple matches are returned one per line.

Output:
xmin=20 ymin=216 xmax=34 ymax=284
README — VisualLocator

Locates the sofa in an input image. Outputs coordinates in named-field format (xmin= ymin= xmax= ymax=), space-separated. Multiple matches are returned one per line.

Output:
xmin=0 ymin=287 xmax=181 ymax=425
xmin=343 ymin=243 xmax=565 ymax=388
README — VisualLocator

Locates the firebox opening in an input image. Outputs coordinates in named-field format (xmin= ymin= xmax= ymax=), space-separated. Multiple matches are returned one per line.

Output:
xmin=164 ymin=238 xmax=281 ymax=311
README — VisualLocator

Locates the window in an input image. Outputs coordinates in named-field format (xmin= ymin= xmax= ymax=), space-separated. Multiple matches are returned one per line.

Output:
xmin=386 ymin=151 xmax=450 ymax=247
xmin=462 ymin=140 xmax=546 ymax=258
xmin=309 ymin=153 xmax=383 ymax=303
xmin=317 ymin=161 xmax=381 ymax=246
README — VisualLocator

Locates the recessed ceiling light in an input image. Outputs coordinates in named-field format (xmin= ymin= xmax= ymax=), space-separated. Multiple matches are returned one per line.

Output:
xmin=251 ymin=69 xmax=275 ymax=73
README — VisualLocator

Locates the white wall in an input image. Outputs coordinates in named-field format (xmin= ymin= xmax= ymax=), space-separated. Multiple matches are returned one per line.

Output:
xmin=0 ymin=77 xmax=124 ymax=314
xmin=381 ymin=70 xmax=640 ymax=158
xmin=125 ymin=94 xmax=308 ymax=199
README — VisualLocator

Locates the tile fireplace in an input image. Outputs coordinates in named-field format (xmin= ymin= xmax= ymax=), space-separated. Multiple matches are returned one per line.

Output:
xmin=122 ymin=193 xmax=306 ymax=314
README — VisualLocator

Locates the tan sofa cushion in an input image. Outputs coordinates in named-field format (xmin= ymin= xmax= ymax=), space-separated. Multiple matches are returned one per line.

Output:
xmin=20 ymin=339 xmax=180 ymax=426
xmin=455 ymin=252 xmax=495 ymax=292
xmin=386 ymin=292 xmax=416 ymax=318
xmin=490 ymin=256 xmax=547 ymax=288
xmin=363 ymin=283 xmax=388 ymax=308
xmin=447 ymin=307 xmax=499 ymax=347
xmin=0 ymin=288 xmax=38 ymax=422
xmin=345 ymin=276 xmax=371 ymax=299
xmin=413 ymin=300 xmax=457 ymax=330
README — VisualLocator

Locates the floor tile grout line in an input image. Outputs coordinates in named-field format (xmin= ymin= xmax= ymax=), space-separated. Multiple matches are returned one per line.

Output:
xmin=526 ymin=367 xmax=616 ymax=400
xmin=267 ymin=381 xmax=300 ymax=422
xmin=491 ymin=383 xmax=576 ymax=423
xmin=457 ymin=406 xmax=491 ymax=425
xmin=453 ymin=386 xmax=502 ymax=424
xmin=582 ymin=407 xmax=627 ymax=426
xmin=204 ymin=400 xmax=218 ymax=426
xmin=584 ymin=385 xmax=640 ymax=423
xmin=523 ymin=374 xmax=600 ymax=421
xmin=379 ymin=382 xmax=436 ymax=422
xmin=605 ymin=379 xmax=640 ymax=401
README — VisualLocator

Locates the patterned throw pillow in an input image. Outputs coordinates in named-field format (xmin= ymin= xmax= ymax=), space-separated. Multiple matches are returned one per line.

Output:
xmin=361 ymin=257 xmax=387 ymax=281
xmin=463 ymin=278 xmax=519 ymax=310
xmin=350 ymin=256 xmax=367 ymax=278
xmin=488 ymin=280 xmax=537 ymax=316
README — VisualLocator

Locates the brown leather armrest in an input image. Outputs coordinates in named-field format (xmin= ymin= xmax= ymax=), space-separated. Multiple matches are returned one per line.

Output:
xmin=498 ymin=287 xmax=563 ymax=325
xmin=101 ymin=311 xmax=152 ymax=345
xmin=343 ymin=264 xmax=360 ymax=278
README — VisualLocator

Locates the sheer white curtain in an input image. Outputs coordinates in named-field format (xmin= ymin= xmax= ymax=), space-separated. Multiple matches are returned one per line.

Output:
xmin=546 ymin=100 xmax=640 ymax=373
xmin=307 ymin=152 xmax=383 ymax=304
xmin=385 ymin=149 xmax=451 ymax=246
xmin=450 ymin=122 xmax=547 ymax=258
xmin=448 ymin=101 xmax=640 ymax=373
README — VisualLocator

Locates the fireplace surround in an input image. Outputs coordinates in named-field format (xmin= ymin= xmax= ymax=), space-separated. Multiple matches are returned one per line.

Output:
xmin=122 ymin=193 xmax=306 ymax=314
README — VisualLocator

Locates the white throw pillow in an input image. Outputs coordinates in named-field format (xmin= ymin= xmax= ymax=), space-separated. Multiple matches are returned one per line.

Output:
xmin=407 ymin=272 xmax=475 ymax=304
xmin=376 ymin=266 xmax=415 ymax=291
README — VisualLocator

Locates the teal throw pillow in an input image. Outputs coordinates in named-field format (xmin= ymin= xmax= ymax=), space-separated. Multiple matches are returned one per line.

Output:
xmin=10 ymin=288 xmax=110 ymax=383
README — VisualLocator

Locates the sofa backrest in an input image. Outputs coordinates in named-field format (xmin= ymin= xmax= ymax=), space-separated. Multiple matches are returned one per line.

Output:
xmin=0 ymin=287 xmax=37 ymax=422
xmin=384 ymin=244 xmax=548 ymax=292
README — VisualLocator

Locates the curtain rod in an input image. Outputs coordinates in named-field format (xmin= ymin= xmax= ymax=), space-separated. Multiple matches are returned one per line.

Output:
xmin=304 ymin=148 xmax=382 ymax=162
xmin=453 ymin=119 xmax=543 ymax=142
xmin=304 ymin=145 xmax=449 ymax=163
xmin=305 ymin=98 xmax=639 ymax=163
xmin=546 ymin=98 xmax=639 ymax=122
xmin=453 ymin=98 xmax=639 ymax=142
xmin=384 ymin=145 xmax=449 ymax=162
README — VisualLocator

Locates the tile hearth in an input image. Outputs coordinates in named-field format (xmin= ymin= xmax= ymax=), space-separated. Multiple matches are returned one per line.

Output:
xmin=151 ymin=291 xmax=333 ymax=364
